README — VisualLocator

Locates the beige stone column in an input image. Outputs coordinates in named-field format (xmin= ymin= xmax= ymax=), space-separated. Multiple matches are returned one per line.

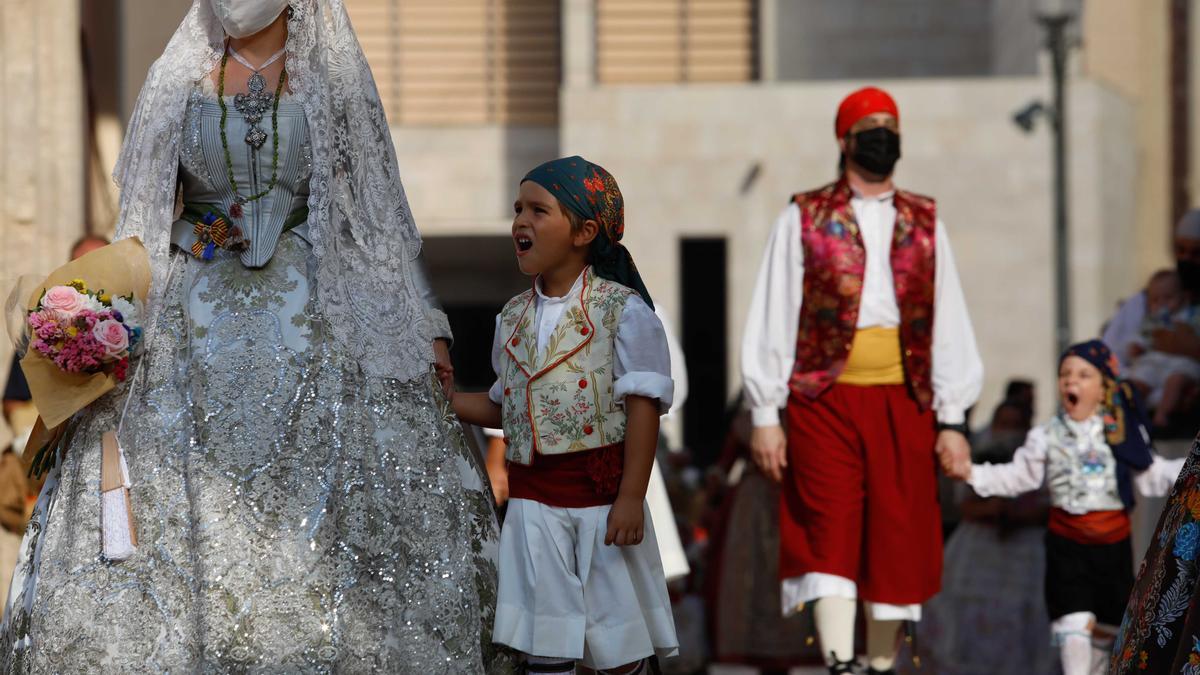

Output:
xmin=0 ymin=1 xmax=85 ymax=445
xmin=757 ymin=0 xmax=777 ymax=81
xmin=561 ymin=0 xmax=594 ymax=88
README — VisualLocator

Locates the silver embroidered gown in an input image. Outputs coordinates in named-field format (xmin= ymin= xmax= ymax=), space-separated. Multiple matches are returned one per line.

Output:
xmin=0 ymin=84 xmax=505 ymax=673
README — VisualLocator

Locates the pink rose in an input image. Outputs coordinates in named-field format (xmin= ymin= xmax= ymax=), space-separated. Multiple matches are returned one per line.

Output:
xmin=41 ymin=285 xmax=86 ymax=319
xmin=91 ymin=319 xmax=129 ymax=359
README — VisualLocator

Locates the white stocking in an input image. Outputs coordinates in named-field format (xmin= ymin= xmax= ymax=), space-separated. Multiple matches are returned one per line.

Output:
xmin=813 ymin=596 xmax=857 ymax=666
xmin=865 ymin=617 xmax=902 ymax=671
xmin=1052 ymin=611 xmax=1096 ymax=675
xmin=1090 ymin=627 xmax=1116 ymax=675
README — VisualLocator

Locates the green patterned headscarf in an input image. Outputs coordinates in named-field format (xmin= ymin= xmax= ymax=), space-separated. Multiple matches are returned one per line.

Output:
xmin=521 ymin=156 xmax=654 ymax=309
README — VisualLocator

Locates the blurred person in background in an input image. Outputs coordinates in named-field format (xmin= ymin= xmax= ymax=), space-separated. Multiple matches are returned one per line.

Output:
xmin=907 ymin=398 xmax=1054 ymax=674
xmin=1121 ymin=269 xmax=1200 ymax=432
xmin=1002 ymin=379 xmax=1035 ymax=430
xmin=705 ymin=394 xmax=821 ymax=674
xmin=1103 ymin=210 xmax=1200 ymax=436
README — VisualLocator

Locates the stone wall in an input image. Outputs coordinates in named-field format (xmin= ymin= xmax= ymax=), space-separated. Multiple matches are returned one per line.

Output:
xmin=0 ymin=1 xmax=86 ymax=447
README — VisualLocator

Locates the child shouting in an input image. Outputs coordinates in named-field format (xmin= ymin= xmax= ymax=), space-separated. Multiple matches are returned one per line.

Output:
xmin=454 ymin=156 xmax=679 ymax=674
xmin=959 ymin=340 xmax=1183 ymax=675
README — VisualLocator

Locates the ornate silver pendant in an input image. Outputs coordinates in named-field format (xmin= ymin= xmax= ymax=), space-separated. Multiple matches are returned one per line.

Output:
xmin=233 ymin=72 xmax=274 ymax=150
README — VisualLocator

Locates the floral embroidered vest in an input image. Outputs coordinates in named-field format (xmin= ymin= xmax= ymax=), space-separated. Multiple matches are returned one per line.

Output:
xmin=790 ymin=179 xmax=937 ymax=408
xmin=499 ymin=268 xmax=637 ymax=465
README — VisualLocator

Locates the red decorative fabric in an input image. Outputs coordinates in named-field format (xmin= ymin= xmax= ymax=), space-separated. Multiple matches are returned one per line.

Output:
xmin=507 ymin=443 xmax=625 ymax=508
xmin=789 ymin=179 xmax=938 ymax=409
xmin=780 ymin=384 xmax=941 ymax=605
xmin=1048 ymin=508 xmax=1131 ymax=545
xmin=835 ymin=86 xmax=899 ymax=138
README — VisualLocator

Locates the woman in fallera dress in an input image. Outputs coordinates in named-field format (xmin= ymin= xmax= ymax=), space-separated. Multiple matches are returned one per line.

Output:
xmin=0 ymin=1 xmax=506 ymax=672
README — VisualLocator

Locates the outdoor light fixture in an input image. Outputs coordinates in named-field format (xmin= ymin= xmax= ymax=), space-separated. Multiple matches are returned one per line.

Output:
xmin=1012 ymin=100 xmax=1047 ymax=133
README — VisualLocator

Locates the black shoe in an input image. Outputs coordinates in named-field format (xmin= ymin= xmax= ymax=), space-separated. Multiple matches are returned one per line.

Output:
xmin=828 ymin=658 xmax=857 ymax=674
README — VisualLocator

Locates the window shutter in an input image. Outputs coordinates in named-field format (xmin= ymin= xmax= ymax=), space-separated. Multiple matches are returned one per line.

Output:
xmin=346 ymin=0 xmax=559 ymax=126
xmin=596 ymin=0 xmax=756 ymax=84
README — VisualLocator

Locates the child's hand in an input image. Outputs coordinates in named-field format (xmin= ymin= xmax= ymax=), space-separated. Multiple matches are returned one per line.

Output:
xmin=432 ymin=339 xmax=455 ymax=400
xmin=605 ymin=495 xmax=644 ymax=546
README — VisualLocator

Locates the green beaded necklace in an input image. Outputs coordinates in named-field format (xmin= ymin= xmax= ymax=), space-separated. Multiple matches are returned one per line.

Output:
xmin=217 ymin=48 xmax=287 ymax=213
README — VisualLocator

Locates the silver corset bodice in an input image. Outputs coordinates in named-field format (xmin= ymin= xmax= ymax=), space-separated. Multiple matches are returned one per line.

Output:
xmin=175 ymin=85 xmax=312 ymax=268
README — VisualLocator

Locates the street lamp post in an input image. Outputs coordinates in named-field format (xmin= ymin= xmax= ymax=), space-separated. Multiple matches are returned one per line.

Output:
xmin=1041 ymin=12 xmax=1072 ymax=358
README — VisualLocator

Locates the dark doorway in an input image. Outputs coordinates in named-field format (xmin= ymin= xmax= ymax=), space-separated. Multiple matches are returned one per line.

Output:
xmin=680 ymin=238 xmax=728 ymax=467
xmin=421 ymin=236 xmax=529 ymax=391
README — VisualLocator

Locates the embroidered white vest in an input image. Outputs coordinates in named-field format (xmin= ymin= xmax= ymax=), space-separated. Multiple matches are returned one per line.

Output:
xmin=1045 ymin=415 xmax=1124 ymax=514
xmin=499 ymin=269 xmax=636 ymax=465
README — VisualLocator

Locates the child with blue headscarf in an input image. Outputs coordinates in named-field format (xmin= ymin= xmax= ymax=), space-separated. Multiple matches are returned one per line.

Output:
xmin=454 ymin=156 xmax=678 ymax=673
xmin=957 ymin=340 xmax=1184 ymax=675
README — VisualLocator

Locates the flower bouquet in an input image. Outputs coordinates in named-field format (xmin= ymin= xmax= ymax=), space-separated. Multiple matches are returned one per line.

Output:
xmin=7 ymin=238 xmax=151 ymax=473
xmin=8 ymin=238 xmax=150 ymax=561
xmin=28 ymin=281 xmax=143 ymax=385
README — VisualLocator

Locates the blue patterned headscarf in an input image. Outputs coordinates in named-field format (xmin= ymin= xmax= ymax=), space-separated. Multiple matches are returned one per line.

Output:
xmin=521 ymin=156 xmax=654 ymax=309
xmin=1061 ymin=339 xmax=1154 ymax=508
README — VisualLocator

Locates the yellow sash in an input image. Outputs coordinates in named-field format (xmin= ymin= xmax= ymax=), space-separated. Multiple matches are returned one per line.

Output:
xmin=836 ymin=326 xmax=905 ymax=385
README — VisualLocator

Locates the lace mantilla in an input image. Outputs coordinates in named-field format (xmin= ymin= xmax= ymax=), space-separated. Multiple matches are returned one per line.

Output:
xmin=113 ymin=0 xmax=433 ymax=383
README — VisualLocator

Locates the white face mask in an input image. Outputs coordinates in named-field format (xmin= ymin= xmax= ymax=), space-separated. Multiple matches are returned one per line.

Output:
xmin=209 ymin=0 xmax=289 ymax=39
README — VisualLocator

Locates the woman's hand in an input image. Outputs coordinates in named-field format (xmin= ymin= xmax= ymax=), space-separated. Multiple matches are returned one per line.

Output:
xmin=432 ymin=339 xmax=454 ymax=400
xmin=605 ymin=495 xmax=645 ymax=546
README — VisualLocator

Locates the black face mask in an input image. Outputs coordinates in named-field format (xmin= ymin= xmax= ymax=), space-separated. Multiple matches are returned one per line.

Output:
xmin=1179 ymin=259 xmax=1200 ymax=294
xmin=849 ymin=127 xmax=901 ymax=176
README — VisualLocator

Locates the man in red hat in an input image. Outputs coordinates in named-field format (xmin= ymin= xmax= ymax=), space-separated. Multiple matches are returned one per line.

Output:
xmin=740 ymin=87 xmax=983 ymax=674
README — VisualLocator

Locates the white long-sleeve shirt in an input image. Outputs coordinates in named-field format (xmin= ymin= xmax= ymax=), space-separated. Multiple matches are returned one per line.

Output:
xmin=741 ymin=192 xmax=984 ymax=427
xmin=969 ymin=416 xmax=1184 ymax=510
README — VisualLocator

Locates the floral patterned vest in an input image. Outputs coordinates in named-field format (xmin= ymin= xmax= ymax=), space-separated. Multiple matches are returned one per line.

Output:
xmin=790 ymin=179 xmax=938 ymax=408
xmin=499 ymin=268 xmax=637 ymax=465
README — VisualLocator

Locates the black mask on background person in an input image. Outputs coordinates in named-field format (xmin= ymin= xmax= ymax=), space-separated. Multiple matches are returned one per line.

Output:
xmin=1178 ymin=259 xmax=1200 ymax=295
xmin=849 ymin=127 xmax=901 ymax=176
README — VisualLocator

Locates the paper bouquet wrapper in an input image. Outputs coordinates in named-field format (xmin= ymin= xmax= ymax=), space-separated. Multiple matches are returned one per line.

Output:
xmin=10 ymin=238 xmax=151 ymax=429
